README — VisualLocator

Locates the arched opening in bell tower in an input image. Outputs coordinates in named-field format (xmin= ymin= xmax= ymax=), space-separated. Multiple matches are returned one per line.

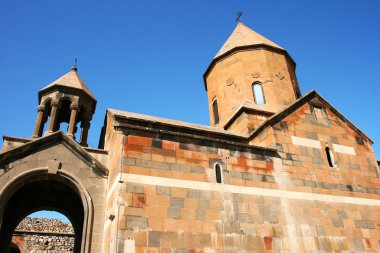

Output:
xmin=0 ymin=173 xmax=88 ymax=253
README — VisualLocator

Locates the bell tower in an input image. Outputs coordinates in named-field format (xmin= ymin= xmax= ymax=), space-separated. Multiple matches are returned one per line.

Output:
xmin=204 ymin=23 xmax=301 ymax=135
xmin=32 ymin=65 xmax=96 ymax=147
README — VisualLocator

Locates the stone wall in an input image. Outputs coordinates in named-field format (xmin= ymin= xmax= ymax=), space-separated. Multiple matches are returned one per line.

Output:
xmin=104 ymin=126 xmax=380 ymax=252
xmin=12 ymin=217 xmax=74 ymax=252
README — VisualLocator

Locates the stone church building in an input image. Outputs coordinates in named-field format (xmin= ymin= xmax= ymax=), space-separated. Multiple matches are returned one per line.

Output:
xmin=1 ymin=23 xmax=380 ymax=252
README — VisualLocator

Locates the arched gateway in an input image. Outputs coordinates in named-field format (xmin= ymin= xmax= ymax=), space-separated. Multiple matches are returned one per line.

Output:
xmin=0 ymin=66 xmax=107 ymax=253
xmin=0 ymin=132 xmax=107 ymax=253
xmin=0 ymin=172 xmax=85 ymax=252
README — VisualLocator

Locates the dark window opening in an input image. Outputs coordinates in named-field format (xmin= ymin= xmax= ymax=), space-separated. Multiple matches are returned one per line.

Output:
xmin=215 ymin=164 xmax=222 ymax=183
xmin=326 ymin=147 xmax=335 ymax=168
xmin=212 ymin=100 xmax=219 ymax=125
xmin=355 ymin=136 xmax=364 ymax=145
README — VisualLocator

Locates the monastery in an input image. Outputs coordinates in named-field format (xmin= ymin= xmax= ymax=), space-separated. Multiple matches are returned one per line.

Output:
xmin=1 ymin=22 xmax=380 ymax=252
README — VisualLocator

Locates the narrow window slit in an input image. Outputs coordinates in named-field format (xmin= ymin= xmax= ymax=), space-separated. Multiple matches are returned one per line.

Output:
xmin=215 ymin=164 xmax=222 ymax=183
xmin=212 ymin=100 xmax=219 ymax=125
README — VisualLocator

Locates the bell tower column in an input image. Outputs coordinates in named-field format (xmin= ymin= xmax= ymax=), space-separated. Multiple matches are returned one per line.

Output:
xmin=32 ymin=104 xmax=45 ymax=138
xmin=79 ymin=115 xmax=91 ymax=147
xmin=67 ymin=102 xmax=79 ymax=139
xmin=45 ymin=99 xmax=59 ymax=135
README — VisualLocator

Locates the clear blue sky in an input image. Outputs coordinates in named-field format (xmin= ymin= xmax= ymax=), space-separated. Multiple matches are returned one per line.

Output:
xmin=0 ymin=1 xmax=379 ymax=220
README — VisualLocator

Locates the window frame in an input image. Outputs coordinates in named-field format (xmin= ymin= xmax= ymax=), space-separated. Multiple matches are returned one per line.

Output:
xmin=252 ymin=82 xmax=266 ymax=105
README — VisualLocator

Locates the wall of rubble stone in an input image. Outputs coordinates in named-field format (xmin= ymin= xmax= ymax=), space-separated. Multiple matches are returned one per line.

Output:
xmin=12 ymin=217 xmax=74 ymax=252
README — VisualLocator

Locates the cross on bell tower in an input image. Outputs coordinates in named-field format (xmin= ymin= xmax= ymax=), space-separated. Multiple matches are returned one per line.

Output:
xmin=32 ymin=64 xmax=97 ymax=147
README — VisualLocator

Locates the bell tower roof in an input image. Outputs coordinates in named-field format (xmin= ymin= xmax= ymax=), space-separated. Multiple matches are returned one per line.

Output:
xmin=39 ymin=66 xmax=96 ymax=101
xmin=33 ymin=65 xmax=97 ymax=147
xmin=214 ymin=22 xmax=284 ymax=59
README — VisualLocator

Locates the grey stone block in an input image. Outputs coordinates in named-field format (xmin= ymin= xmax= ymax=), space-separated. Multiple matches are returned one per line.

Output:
xmin=126 ymin=216 xmax=147 ymax=229
xmin=135 ymin=159 xmax=171 ymax=170
xmin=122 ymin=157 xmax=136 ymax=166
xmin=127 ymin=183 xmax=144 ymax=193
xmin=167 ymin=207 xmax=181 ymax=219
xmin=187 ymin=189 xmax=200 ymax=198
xmin=352 ymin=238 xmax=364 ymax=250
xmin=304 ymin=180 xmax=317 ymax=187
xmin=354 ymin=220 xmax=367 ymax=228
xmin=262 ymin=175 xmax=275 ymax=183
xmin=148 ymin=231 xmax=161 ymax=247
xmin=332 ymin=218 xmax=344 ymax=227
xmin=156 ymin=186 xmax=171 ymax=196
xmin=337 ymin=210 xmax=347 ymax=219
xmin=366 ymin=220 xmax=376 ymax=229
xmin=190 ymin=167 xmax=204 ymax=174
xmin=170 ymin=197 xmax=184 ymax=208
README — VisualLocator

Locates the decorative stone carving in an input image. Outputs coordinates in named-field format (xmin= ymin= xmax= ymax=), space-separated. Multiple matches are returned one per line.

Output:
xmin=275 ymin=72 xmax=285 ymax=80
xmin=226 ymin=78 xmax=234 ymax=86
xmin=251 ymin=71 xmax=260 ymax=79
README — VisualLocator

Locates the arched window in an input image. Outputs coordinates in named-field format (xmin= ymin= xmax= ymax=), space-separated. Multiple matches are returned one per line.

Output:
xmin=253 ymin=83 xmax=265 ymax=105
xmin=325 ymin=147 xmax=336 ymax=168
xmin=212 ymin=100 xmax=219 ymax=125
xmin=215 ymin=164 xmax=222 ymax=184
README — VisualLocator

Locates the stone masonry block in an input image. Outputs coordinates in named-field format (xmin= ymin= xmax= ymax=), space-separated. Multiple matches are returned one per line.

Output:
xmin=127 ymin=183 xmax=144 ymax=193
xmin=332 ymin=218 xmax=344 ymax=228
xmin=122 ymin=157 xmax=136 ymax=166
xmin=170 ymin=197 xmax=184 ymax=208
xmin=136 ymin=159 xmax=171 ymax=170
xmin=167 ymin=207 xmax=181 ymax=219
xmin=148 ymin=231 xmax=161 ymax=247
xmin=187 ymin=189 xmax=200 ymax=198
xmin=156 ymin=186 xmax=171 ymax=196
xmin=263 ymin=214 xmax=278 ymax=224
xmin=199 ymin=191 xmax=212 ymax=200
xmin=126 ymin=216 xmax=147 ymax=229
xmin=198 ymin=200 xmax=210 ymax=210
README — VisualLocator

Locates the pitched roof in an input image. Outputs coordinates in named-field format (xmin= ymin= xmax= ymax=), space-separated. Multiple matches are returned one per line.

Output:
xmin=0 ymin=131 xmax=108 ymax=176
xmin=248 ymin=90 xmax=373 ymax=144
xmin=107 ymin=109 xmax=277 ymax=153
xmin=214 ymin=22 xmax=284 ymax=59
xmin=39 ymin=67 xmax=96 ymax=100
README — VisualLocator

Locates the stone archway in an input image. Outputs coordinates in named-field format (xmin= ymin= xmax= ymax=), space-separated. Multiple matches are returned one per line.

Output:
xmin=0 ymin=172 xmax=92 ymax=253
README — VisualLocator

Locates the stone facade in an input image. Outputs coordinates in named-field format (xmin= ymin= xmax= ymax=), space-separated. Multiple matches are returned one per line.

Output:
xmin=12 ymin=217 xmax=74 ymax=252
xmin=1 ymin=22 xmax=380 ymax=253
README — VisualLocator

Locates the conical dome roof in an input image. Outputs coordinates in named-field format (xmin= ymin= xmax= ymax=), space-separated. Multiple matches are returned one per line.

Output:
xmin=39 ymin=67 xmax=96 ymax=100
xmin=214 ymin=22 xmax=284 ymax=59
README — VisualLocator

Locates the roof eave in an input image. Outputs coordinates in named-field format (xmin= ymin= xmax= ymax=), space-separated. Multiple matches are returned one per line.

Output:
xmin=0 ymin=131 xmax=108 ymax=177
xmin=203 ymin=44 xmax=296 ymax=91
xmin=106 ymin=109 xmax=277 ymax=154
xmin=248 ymin=90 xmax=374 ymax=144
